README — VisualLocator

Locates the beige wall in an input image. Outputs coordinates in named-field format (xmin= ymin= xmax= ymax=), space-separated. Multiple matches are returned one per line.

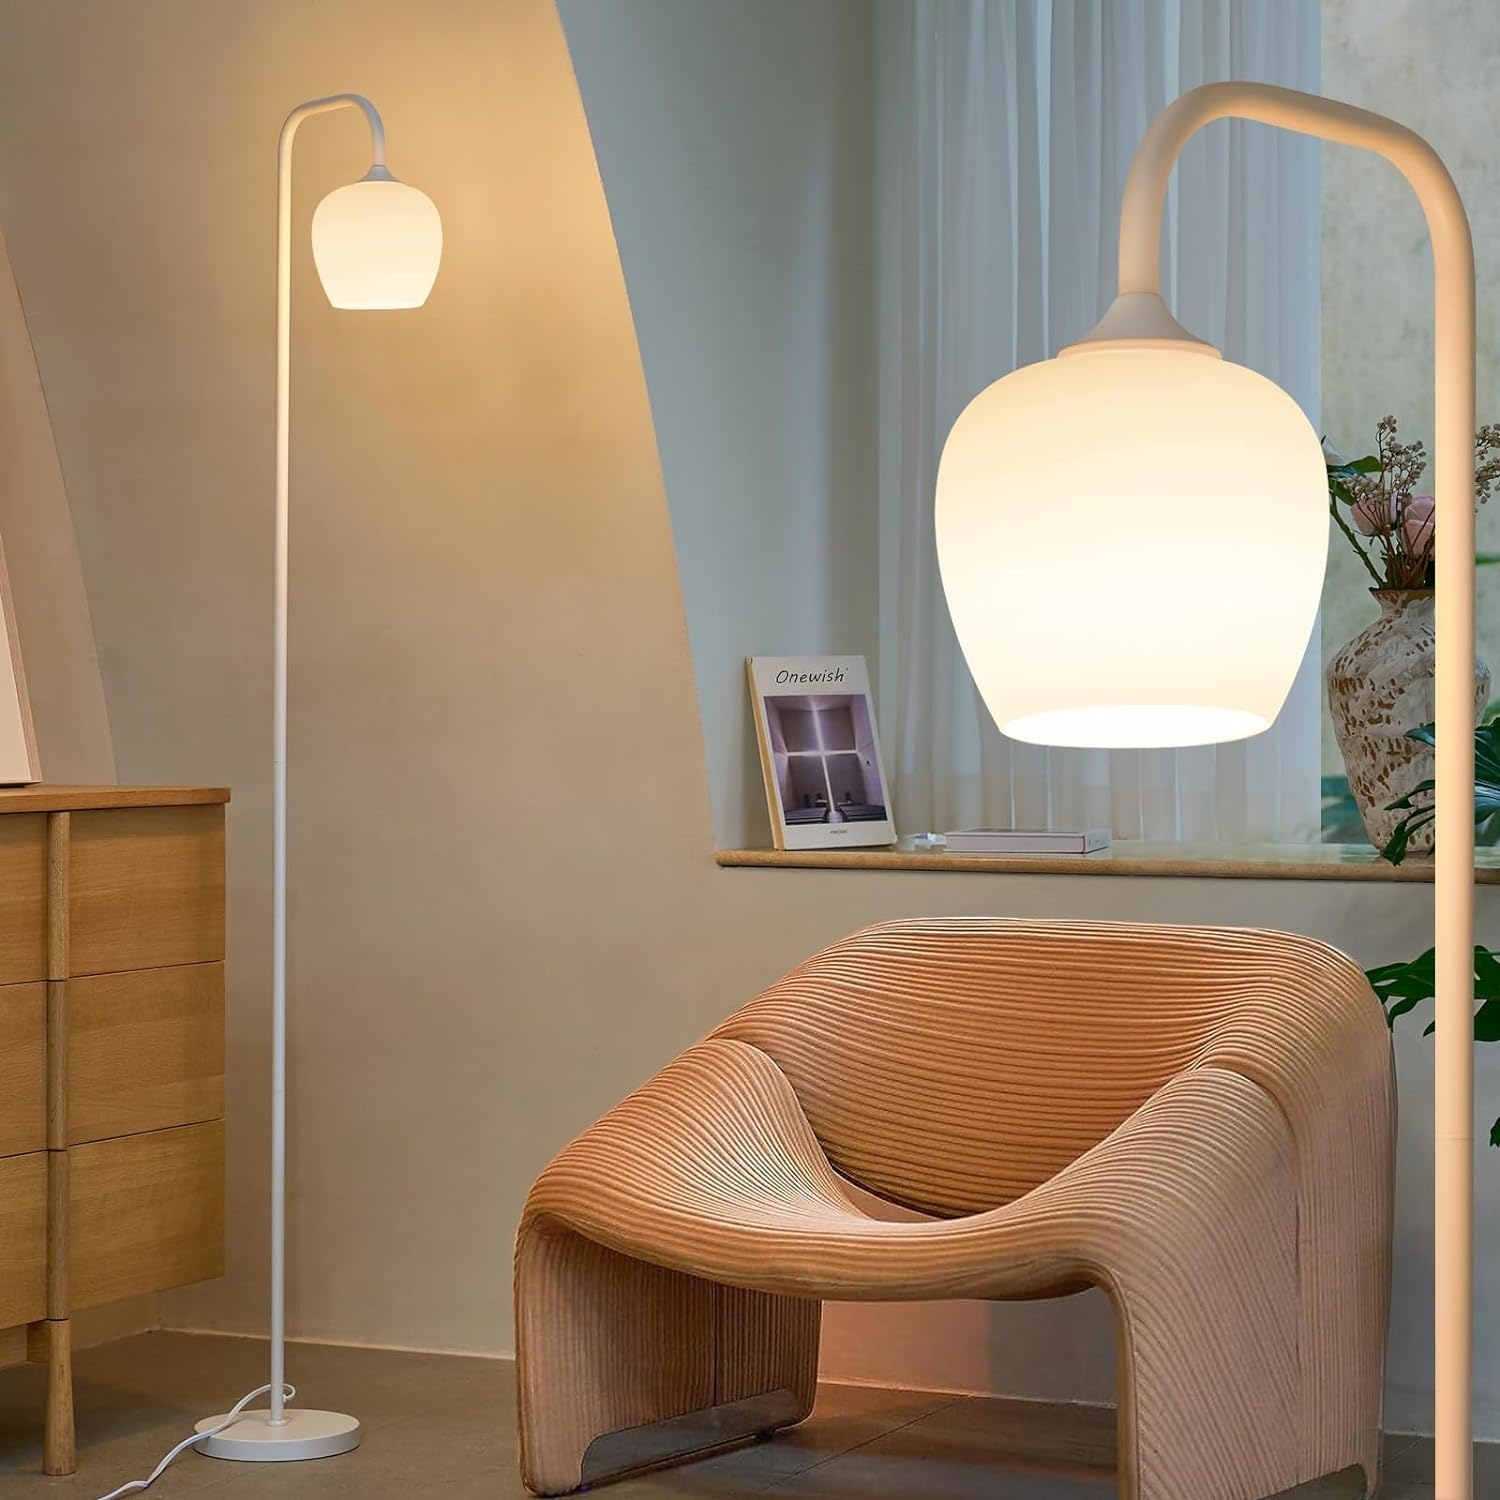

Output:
xmin=1321 ymin=0 xmax=1500 ymax=767
xmin=0 ymin=0 xmax=1493 ymax=1445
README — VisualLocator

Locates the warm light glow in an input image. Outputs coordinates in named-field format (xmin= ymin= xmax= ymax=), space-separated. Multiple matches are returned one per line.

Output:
xmin=311 ymin=173 xmax=442 ymax=310
xmin=934 ymin=345 xmax=1328 ymax=749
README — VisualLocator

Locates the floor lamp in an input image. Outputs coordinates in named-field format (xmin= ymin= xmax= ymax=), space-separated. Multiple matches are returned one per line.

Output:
xmin=935 ymin=83 xmax=1475 ymax=1499
xmin=196 ymin=94 xmax=442 ymax=1463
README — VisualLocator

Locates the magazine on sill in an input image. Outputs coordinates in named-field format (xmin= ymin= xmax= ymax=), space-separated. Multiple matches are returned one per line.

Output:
xmin=944 ymin=828 xmax=1111 ymax=856
xmin=746 ymin=655 xmax=896 ymax=851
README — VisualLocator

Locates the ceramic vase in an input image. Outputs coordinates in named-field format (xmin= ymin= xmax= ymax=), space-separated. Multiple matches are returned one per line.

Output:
xmin=1326 ymin=589 xmax=1489 ymax=853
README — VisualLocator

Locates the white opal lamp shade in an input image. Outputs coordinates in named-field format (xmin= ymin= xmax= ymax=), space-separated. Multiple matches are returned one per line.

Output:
xmin=310 ymin=170 xmax=443 ymax=310
xmin=933 ymin=343 xmax=1328 ymax=749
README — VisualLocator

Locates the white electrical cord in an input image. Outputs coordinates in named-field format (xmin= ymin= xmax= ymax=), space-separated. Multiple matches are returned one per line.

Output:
xmin=93 ymin=1383 xmax=296 ymax=1500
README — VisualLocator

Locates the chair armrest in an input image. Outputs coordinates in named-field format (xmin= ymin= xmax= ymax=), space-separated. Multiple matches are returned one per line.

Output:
xmin=520 ymin=1038 xmax=860 ymax=1268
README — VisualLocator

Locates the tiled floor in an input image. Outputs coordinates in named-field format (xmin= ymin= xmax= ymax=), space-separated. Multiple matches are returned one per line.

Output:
xmin=0 ymin=1332 xmax=1485 ymax=1499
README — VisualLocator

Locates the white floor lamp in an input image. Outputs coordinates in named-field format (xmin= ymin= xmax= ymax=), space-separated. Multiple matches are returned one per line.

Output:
xmin=196 ymin=93 xmax=443 ymax=1464
xmin=936 ymin=84 xmax=1475 ymax=1499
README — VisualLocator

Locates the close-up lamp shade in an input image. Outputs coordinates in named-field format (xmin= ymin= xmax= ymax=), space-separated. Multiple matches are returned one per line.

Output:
xmin=934 ymin=336 xmax=1329 ymax=750
xmin=310 ymin=166 xmax=442 ymax=309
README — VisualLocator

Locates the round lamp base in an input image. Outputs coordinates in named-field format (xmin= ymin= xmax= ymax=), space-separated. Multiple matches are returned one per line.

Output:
xmin=195 ymin=1408 xmax=361 ymax=1463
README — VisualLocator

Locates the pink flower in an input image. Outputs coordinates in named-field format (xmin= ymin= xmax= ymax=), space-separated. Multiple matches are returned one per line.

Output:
xmin=1402 ymin=494 xmax=1435 ymax=556
xmin=1352 ymin=491 xmax=1396 ymax=536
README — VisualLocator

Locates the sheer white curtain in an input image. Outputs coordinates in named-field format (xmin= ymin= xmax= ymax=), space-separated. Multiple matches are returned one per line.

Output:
xmin=875 ymin=0 xmax=1322 ymax=841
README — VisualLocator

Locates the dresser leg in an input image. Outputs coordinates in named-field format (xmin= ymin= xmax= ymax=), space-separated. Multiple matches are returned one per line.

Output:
xmin=31 ymin=1320 xmax=74 ymax=1476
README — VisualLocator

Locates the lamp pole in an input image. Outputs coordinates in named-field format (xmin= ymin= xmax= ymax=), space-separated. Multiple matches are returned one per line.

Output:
xmin=1114 ymin=83 xmax=1475 ymax=1500
xmin=198 ymin=91 xmax=441 ymax=1462
xmin=269 ymin=92 xmax=383 ymax=1445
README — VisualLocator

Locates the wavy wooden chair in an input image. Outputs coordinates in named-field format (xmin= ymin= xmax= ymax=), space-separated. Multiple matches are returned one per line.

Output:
xmin=515 ymin=918 xmax=1393 ymax=1499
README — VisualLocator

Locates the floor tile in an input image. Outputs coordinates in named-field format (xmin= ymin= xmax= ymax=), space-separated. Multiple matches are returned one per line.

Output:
xmin=1382 ymin=1432 xmax=1500 ymax=1494
xmin=762 ymin=1394 xmax=1114 ymax=1500
xmin=0 ymin=1334 xmax=1494 ymax=1500
xmin=601 ymin=1385 xmax=960 ymax=1498
xmin=0 ymin=1371 xmax=239 ymax=1500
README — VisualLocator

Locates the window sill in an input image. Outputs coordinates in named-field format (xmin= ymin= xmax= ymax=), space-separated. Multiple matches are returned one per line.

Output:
xmin=716 ymin=839 xmax=1500 ymax=884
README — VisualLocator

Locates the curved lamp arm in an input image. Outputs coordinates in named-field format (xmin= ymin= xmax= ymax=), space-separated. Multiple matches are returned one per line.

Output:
xmin=1115 ymin=81 xmax=1474 ymax=1500
xmin=279 ymin=92 xmax=387 ymax=173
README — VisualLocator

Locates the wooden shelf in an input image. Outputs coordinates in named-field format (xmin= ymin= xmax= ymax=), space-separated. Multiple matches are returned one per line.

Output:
xmin=717 ymin=840 xmax=1500 ymax=884
xmin=0 ymin=787 xmax=229 ymax=814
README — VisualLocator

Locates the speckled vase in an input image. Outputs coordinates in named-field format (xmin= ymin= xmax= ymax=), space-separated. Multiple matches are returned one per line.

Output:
xmin=1326 ymin=589 xmax=1489 ymax=852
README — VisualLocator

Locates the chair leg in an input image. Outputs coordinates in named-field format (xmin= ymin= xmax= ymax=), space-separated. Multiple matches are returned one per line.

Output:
xmin=515 ymin=1219 xmax=818 ymax=1496
xmin=1105 ymin=1082 xmax=1306 ymax=1500
xmin=1292 ymin=1086 xmax=1392 ymax=1500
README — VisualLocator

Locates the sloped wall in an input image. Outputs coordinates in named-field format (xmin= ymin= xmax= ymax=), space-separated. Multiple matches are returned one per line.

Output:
xmin=0 ymin=236 xmax=112 ymax=782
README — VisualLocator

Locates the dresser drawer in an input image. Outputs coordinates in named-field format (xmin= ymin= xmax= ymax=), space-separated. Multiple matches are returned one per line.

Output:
xmin=68 ymin=808 xmax=225 ymax=976
xmin=0 ymin=1151 xmax=47 ymax=1326
xmin=70 ymin=1120 xmax=224 ymax=1310
xmin=0 ymin=814 xmax=44 ymax=984
xmin=0 ymin=983 xmax=45 ymax=1157
xmin=68 ymin=964 xmax=224 ymax=1144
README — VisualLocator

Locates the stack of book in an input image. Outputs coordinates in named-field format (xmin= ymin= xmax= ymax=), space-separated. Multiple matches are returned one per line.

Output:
xmin=943 ymin=828 xmax=1110 ymax=855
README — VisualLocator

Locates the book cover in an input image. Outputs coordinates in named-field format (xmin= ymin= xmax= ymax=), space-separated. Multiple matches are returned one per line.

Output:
xmin=747 ymin=656 xmax=896 ymax=851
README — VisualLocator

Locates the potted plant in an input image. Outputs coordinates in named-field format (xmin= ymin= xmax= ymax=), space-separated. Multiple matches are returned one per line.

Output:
xmin=1367 ymin=718 xmax=1500 ymax=1147
xmin=1324 ymin=416 xmax=1500 ymax=850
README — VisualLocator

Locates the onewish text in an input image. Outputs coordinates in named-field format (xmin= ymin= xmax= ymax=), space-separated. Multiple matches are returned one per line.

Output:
xmin=775 ymin=667 xmax=847 ymax=685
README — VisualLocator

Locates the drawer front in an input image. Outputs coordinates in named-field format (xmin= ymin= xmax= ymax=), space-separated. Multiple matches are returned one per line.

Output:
xmin=68 ymin=807 xmax=225 ymax=976
xmin=0 ymin=814 xmax=44 ymax=984
xmin=68 ymin=964 xmax=224 ymax=1145
xmin=0 ymin=1151 xmax=47 ymax=1326
xmin=70 ymin=1120 xmax=224 ymax=1310
xmin=0 ymin=982 xmax=45 ymax=1157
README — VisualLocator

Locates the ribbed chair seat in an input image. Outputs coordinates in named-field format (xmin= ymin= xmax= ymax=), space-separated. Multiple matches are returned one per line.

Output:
xmin=515 ymin=919 xmax=1394 ymax=1500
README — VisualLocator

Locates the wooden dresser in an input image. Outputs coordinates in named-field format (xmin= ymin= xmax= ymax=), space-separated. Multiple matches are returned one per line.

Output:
xmin=0 ymin=786 xmax=228 ymax=1474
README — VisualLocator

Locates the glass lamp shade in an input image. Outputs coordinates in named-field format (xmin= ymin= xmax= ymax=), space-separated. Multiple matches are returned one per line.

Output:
xmin=934 ymin=346 xmax=1328 ymax=748
xmin=310 ymin=175 xmax=442 ymax=310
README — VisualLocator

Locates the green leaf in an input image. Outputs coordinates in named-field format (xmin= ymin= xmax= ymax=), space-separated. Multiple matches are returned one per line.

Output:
xmin=1476 ymin=722 xmax=1500 ymax=781
xmin=1475 ymin=996 xmax=1500 ymax=1043
xmin=1385 ymin=782 xmax=1434 ymax=812
xmin=1381 ymin=812 xmax=1431 ymax=864
xmin=1368 ymin=945 xmax=1437 ymax=983
xmin=1326 ymin=454 xmax=1381 ymax=476
xmin=1476 ymin=553 xmax=1500 ymax=566
xmin=1369 ymin=947 xmax=1500 ymax=1040
xmin=1379 ymin=720 xmax=1500 ymax=861
xmin=1366 ymin=948 xmax=1437 ymax=1021
xmin=1491 ymin=1115 xmax=1500 ymax=1148
xmin=1473 ymin=947 xmax=1500 ymax=997
xmin=1383 ymin=993 xmax=1424 ymax=1028
xmin=1372 ymin=960 xmax=1437 ymax=993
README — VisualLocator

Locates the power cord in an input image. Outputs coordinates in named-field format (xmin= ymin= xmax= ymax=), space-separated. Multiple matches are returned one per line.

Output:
xmin=94 ymin=1382 xmax=295 ymax=1500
